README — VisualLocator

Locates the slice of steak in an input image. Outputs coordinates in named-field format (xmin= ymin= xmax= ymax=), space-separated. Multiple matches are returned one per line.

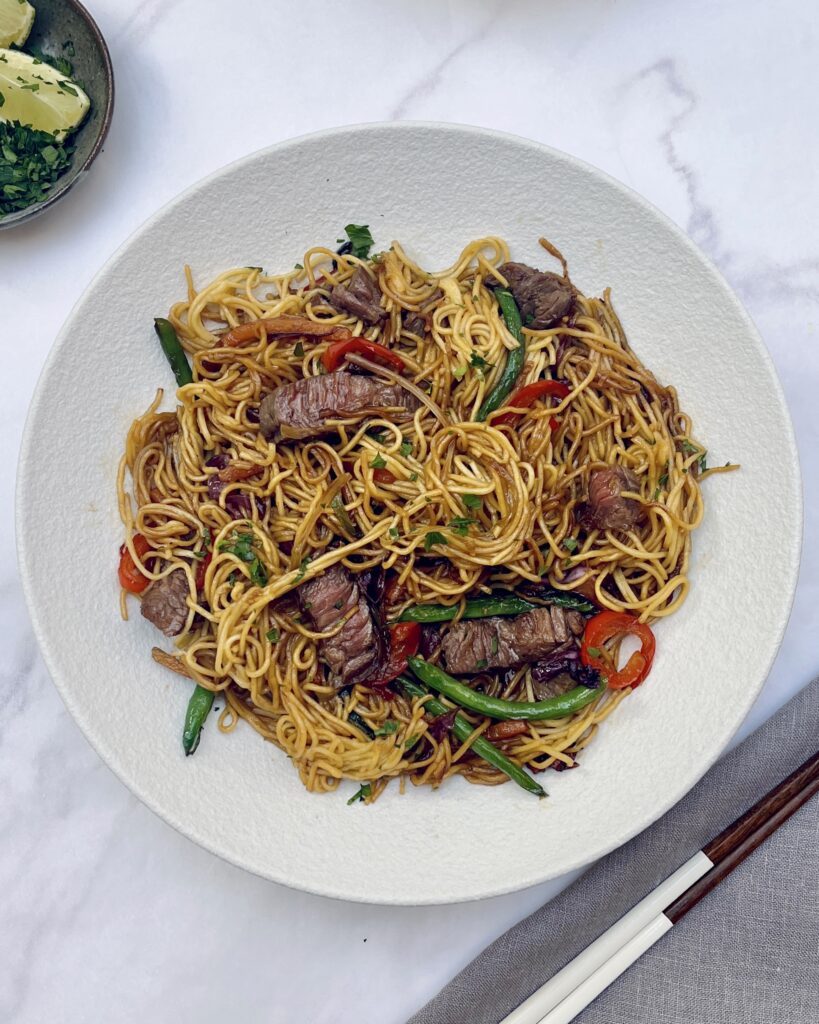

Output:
xmin=141 ymin=568 xmax=190 ymax=637
xmin=331 ymin=266 xmax=387 ymax=324
xmin=260 ymin=370 xmax=417 ymax=440
xmin=298 ymin=565 xmax=384 ymax=688
xmin=441 ymin=606 xmax=580 ymax=676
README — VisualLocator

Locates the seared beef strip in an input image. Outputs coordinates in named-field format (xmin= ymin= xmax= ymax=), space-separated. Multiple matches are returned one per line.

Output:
xmin=575 ymin=466 xmax=645 ymax=532
xmin=298 ymin=565 xmax=384 ymax=688
xmin=141 ymin=569 xmax=190 ymax=637
xmin=331 ymin=267 xmax=387 ymax=324
xmin=402 ymin=311 xmax=427 ymax=337
xmin=490 ymin=262 xmax=575 ymax=330
xmin=441 ymin=606 xmax=585 ymax=676
xmin=260 ymin=370 xmax=418 ymax=440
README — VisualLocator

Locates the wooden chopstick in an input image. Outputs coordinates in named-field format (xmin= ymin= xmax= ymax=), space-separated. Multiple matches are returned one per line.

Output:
xmin=666 ymin=748 xmax=819 ymax=923
xmin=501 ymin=749 xmax=819 ymax=1024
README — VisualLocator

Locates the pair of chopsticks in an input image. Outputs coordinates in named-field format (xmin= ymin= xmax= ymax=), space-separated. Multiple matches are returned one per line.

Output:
xmin=501 ymin=749 xmax=819 ymax=1024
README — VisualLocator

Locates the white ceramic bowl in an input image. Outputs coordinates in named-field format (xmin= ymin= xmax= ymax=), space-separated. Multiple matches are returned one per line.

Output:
xmin=17 ymin=123 xmax=801 ymax=904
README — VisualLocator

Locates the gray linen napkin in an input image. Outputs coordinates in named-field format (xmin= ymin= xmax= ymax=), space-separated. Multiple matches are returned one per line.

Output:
xmin=409 ymin=677 xmax=819 ymax=1024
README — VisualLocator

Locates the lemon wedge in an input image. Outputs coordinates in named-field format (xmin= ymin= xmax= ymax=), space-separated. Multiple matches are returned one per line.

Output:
xmin=0 ymin=0 xmax=35 ymax=49
xmin=0 ymin=46 xmax=89 ymax=138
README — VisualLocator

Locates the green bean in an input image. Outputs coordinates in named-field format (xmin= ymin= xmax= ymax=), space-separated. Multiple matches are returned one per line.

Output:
xmin=348 ymin=710 xmax=376 ymax=740
xmin=407 ymin=656 xmax=601 ymax=721
xmin=396 ymin=676 xmax=545 ymax=798
xmin=536 ymin=587 xmax=596 ymax=614
xmin=476 ymin=289 xmax=525 ymax=421
xmin=182 ymin=685 xmax=215 ymax=755
xmin=154 ymin=317 xmax=193 ymax=387
xmin=397 ymin=594 xmax=536 ymax=623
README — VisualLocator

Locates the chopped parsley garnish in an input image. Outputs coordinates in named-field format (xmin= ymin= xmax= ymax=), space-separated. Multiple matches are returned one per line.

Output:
xmin=490 ymin=636 xmax=499 ymax=656
xmin=266 ymin=628 xmax=280 ymax=643
xmin=563 ymin=537 xmax=579 ymax=552
xmin=294 ymin=262 xmax=303 ymax=270
xmin=461 ymin=494 xmax=482 ymax=509
xmin=424 ymin=531 xmax=448 ymax=550
xmin=399 ymin=441 xmax=412 ymax=457
xmin=375 ymin=721 xmax=399 ymax=736
xmin=448 ymin=516 xmax=476 ymax=537
xmin=476 ymin=659 xmax=489 ymax=670
xmin=27 ymin=47 xmax=74 ymax=78
xmin=19 ymin=83 xmax=40 ymax=92
xmin=404 ymin=734 xmax=421 ymax=751
xmin=388 ymin=526 xmax=400 ymax=540
xmin=469 ymin=353 xmax=494 ymax=376
xmin=56 ymin=80 xmax=78 ymax=97
xmin=293 ymin=341 xmax=305 ymax=357
xmin=347 ymin=783 xmax=372 ymax=805
xmin=586 ymin=647 xmax=602 ymax=658
xmin=295 ymin=556 xmax=311 ymax=583
xmin=367 ymin=429 xmax=388 ymax=444
xmin=409 ymin=472 xmax=419 ymax=482
xmin=370 ymin=453 xmax=387 ymax=469
xmin=0 ymin=120 xmax=76 ymax=216
xmin=342 ymin=223 xmax=374 ymax=260
xmin=217 ymin=531 xmax=267 ymax=587
xmin=652 ymin=472 xmax=669 ymax=500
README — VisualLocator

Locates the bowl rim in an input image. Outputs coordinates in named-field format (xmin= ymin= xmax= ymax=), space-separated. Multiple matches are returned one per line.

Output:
xmin=0 ymin=0 xmax=115 ymax=229
xmin=15 ymin=121 xmax=803 ymax=903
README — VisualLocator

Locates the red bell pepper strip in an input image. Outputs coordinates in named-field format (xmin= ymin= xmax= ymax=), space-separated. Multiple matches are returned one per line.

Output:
xmin=368 ymin=621 xmax=421 ymax=687
xmin=492 ymin=380 xmax=570 ymax=428
xmin=195 ymin=551 xmax=213 ymax=592
xmin=321 ymin=337 xmax=406 ymax=374
xmin=580 ymin=610 xmax=656 ymax=690
xmin=118 ymin=534 xmax=153 ymax=594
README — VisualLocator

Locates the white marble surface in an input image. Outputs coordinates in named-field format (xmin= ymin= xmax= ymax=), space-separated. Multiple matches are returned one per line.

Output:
xmin=1 ymin=1 xmax=817 ymax=1021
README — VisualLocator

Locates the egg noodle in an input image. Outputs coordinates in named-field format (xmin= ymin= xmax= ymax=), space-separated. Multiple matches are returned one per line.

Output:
xmin=118 ymin=235 xmax=726 ymax=801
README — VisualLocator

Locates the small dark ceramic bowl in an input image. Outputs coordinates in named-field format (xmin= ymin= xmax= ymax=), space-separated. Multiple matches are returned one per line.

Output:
xmin=0 ymin=0 xmax=114 ymax=229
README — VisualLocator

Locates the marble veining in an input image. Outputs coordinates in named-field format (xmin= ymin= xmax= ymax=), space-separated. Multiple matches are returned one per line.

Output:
xmin=2 ymin=1 xmax=818 ymax=1021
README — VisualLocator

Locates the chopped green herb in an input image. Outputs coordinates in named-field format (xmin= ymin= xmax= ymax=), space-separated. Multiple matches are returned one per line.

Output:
xmin=404 ymin=734 xmax=421 ymax=751
xmin=375 ymin=721 xmax=399 ymax=736
xmin=424 ymin=531 xmax=448 ymax=551
xmin=19 ymin=83 xmax=40 ymax=92
xmin=266 ymin=628 xmax=280 ymax=643
xmin=409 ymin=472 xmax=419 ymax=482
xmin=399 ymin=441 xmax=412 ymax=457
xmin=295 ymin=556 xmax=311 ymax=583
xmin=63 ymin=41 xmax=76 ymax=58
xmin=202 ymin=527 xmax=212 ymax=548
xmin=217 ymin=531 xmax=266 ymax=587
xmin=490 ymin=636 xmax=499 ymax=656
xmin=461 ymin=494 xmax=482 ymax=509
xmin=469 ymin=353 xmax=494 ymax=375
xmin=0 ymin=120 xmax=76 ymax=216
xmin=370 ymin=453 xmax=387 ymax=469
xmin=293 ymin=341 xmax=304 ymax=357
xmin=698 ymin=452 xmax=708 ymax=473
xmin=26 ymin=48 xmax=74 ymax=78
xmin=294 ymin=262 xmax=303 ymax=270
xmin=342 ymin=224 xmax=375 ymax=260
xmin=563 ymin=537 xmax=579 ymax=552
xmin=448 ymin=516 xmax=476 ymax=537
xmin=652 ymin=472 xmax=670 ymax=500
xmin=191 ymin=549 xmax=207 ymax=560
xmin=347 ymin=783 xmax=372 ymax=805
xmin=333 ymin=598 xmax=344 ymax=609
xmin=586 ymin=647 xmax=602 ymax=658
xmin=367 ymin=429 xmax=388 ymax=444
xmin=476 ymin=659 xmax=489 ymax=670
xmin=388 ymin=526 xmax=400 ymax=540
xmin=56 ymin=80 xmax=78 ymax=97
xmin=451 ymin=364 xmax=467 ymax=380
